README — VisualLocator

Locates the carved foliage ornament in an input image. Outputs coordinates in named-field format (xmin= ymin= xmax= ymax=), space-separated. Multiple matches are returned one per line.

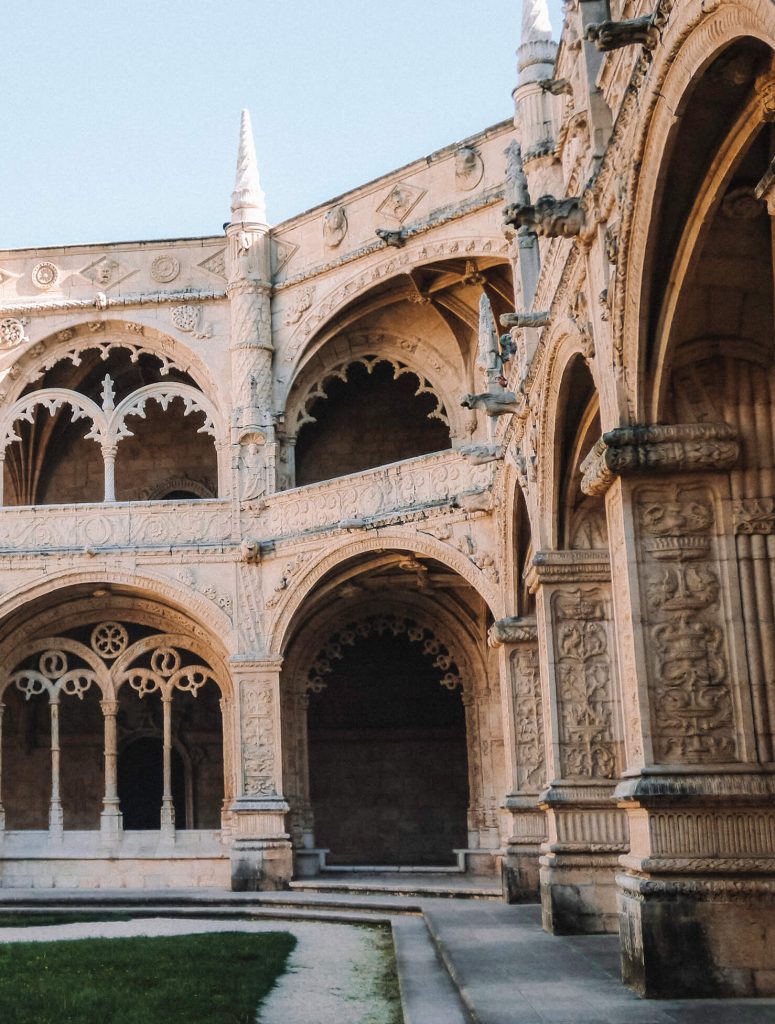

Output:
xmin=305 ymin=615 xmax=464 ymax=694
xmin=241 ymin=679 xmax=276 ymax=796
xmin=511 ymin=645 xmax=545 ymax=791
xmin=0 ymin=318 xmax=28 ymax=349
xmin=637 ymin=486 xmax=737 ymax=764
xmin=552 ymin=588 xmax=618 ymax=779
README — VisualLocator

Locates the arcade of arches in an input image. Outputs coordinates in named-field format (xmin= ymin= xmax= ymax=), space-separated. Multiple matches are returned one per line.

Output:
xmin=2 ymin=0 xmax=775 ymax=1000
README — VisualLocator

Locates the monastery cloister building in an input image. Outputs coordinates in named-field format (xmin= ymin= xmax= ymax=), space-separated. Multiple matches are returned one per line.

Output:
xmin=1 ymin=0 xmax=775 ymax=999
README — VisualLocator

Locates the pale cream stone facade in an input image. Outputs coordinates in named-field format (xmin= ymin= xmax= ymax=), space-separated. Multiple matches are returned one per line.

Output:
xmin=1 ymin=0 xmax=775 ymax=999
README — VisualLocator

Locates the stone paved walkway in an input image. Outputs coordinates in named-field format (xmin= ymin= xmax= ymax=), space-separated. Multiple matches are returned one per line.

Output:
xmin=2 ymin=889 xmax=775 ymax=1022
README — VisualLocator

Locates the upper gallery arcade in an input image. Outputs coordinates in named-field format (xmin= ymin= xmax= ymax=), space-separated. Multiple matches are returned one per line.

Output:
xmin=1 ymin=0 xmax=775 ymax=1001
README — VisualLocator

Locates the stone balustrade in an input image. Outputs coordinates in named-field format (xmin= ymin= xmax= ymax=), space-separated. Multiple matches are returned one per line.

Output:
xmin=0 ymin=450 xmax=494 ymax=555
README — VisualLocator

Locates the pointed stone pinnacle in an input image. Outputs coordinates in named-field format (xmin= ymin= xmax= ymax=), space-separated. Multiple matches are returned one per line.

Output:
xmin=521 ymin=0 xmax=553 ymax=43
xmin=230 ymin=109 xmax=267 ymax=224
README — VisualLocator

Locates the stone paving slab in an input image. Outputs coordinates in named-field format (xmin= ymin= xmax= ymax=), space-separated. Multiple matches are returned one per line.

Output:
xmin=422 ymin=902 xmax=775 ymax=1024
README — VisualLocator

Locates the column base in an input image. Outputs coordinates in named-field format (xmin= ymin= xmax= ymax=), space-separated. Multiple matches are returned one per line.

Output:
xmin=618 ymin=872 xmax=775 ymax=997
xmin=99 ymin=805 xmax=123 ymax=846
xmin=538 ymin=781 xmax=628 ymax=934
xmin=501 ymin=796 xmax=545 ymax=902
xmin=540 ymin=852 xmax=621 ymax=933
xmin=230 ymin=796 xmax=292 ymax=891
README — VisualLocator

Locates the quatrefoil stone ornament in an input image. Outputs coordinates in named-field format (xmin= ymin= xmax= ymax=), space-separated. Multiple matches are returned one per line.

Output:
xmin=90 ymin=621 xmax=129 ymax=659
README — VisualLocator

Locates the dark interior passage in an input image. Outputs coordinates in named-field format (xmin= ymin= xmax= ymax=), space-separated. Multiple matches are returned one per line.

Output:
xmin=308 ymin=629 xmax=469 ymax=865
xmin=118 ymin=737 xmax=186 ymax=829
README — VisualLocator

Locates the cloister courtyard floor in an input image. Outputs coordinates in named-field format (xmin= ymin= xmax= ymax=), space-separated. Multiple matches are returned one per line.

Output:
xmin=1 ymin=884 xmax=775 ymax=1023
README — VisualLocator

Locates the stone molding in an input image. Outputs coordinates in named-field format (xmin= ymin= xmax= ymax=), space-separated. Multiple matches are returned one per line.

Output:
xmin=580 ymin=423 xmax=740 ymax=496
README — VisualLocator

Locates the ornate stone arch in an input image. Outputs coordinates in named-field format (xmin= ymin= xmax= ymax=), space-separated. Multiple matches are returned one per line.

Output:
xmin=0 ymin=567 xmax=236 ymax=668
xmin=611 ymin=0 xmax=775 ymax=420
xmin=282 ymin=236 xmax=512 ymax=370
xmin=269 ymin=530 xmax=503 ymax=658
xmin=285 ymin=341 xmax=454 ymax=440
xmin=536 ymin=325 xmax=600 ymax=550
xmin=0 ymin=318 xmax=221 ymax=409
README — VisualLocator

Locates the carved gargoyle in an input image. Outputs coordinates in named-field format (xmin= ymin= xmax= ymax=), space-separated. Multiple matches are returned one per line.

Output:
xmin=460 ymin=391 xmax=520 ymax=416
xmin=459 ymin=443 xmax=503 ymax=465
xmin=585 ymin=15 xmax=659 ymax=52
xmin=503 ymin=195 xmax=584 ymax=238
xmin=538 ymin=77 xmax=572 ymax=96
xmin=501 ymin=311 xmax=551 ymax=329
xmin=376 ymin=228 xmax=405 ymax=248
xmin=455 ymin=487 xmax=492 ymax=513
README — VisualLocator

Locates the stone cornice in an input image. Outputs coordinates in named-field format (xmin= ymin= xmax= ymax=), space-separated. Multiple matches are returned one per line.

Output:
xmin=0 ymin=288 xmax=226 ymax=318
xmin=580 ymin=423 xmax=740 ymax=496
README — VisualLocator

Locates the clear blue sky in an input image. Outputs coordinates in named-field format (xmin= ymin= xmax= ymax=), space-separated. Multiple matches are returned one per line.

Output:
xmin=2 ymin=1 xmax=564 ymax=249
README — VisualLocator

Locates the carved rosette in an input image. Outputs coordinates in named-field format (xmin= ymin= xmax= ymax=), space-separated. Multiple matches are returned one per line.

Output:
xmin=636 ymin=485 xmax=737 ymax=764
xmin=551 ymin=588 xmax=618 ymax=779
xmin=240 ymin=678 xmax=278 ymax=797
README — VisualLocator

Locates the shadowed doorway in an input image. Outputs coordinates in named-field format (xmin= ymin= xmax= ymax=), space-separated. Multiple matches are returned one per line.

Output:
xmin=118 ymin=737 xmax=187 ymax=830
xmin=307 ymin=626 xmax=469 ymax=865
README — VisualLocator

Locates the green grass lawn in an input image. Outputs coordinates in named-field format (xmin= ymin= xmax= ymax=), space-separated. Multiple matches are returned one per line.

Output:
xmin=0 ymin=931 xmax=296 ymax=1024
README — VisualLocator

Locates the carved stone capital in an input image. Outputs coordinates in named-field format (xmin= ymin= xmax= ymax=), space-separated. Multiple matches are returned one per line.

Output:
xmin=503 ymin=195 xmax=584 ymax=238
xmin=500 ymin=311 xmax=551 ymax=329
xmin=526 ymin=550 xmax=610 ymax=590
xmin=585 ymin=15 xmax=659 ymax=52
xmin=581 ymin=423 xmax=739 ymax=496
xmin=488 ymin=616 xmax=538 ymax=648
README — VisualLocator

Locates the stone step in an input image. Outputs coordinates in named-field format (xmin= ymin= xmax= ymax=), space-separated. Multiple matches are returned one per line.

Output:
xmin=290 ymin=877 xmax=503 ymax=901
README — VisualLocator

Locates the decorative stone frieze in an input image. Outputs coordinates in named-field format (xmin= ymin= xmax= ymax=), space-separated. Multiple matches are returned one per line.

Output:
xmin=580 ymin=423 xmax=740 ymax=496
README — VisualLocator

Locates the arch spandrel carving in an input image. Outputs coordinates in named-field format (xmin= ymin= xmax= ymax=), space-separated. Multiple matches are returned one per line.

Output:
xmin=268 ymin=531 xmax=503 ymax=658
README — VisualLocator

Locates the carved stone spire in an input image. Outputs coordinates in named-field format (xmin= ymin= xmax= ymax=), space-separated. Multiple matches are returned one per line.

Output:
xmin=518 ymin=0 xmax=556 ymax=86
xmin=230 ymin=109 xmax=267 ymax=224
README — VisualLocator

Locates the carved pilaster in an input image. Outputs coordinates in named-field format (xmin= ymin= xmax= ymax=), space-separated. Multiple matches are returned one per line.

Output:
xmin=532 ymin=551 xmax=627 ymax=933
xmin=230 ymin=660 xmax=292 ymax=891
xmin=492 ymin=618 xmax=546 ymax=901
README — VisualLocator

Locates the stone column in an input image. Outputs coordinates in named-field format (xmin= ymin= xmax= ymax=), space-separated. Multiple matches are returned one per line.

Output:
xmin=229 ymin=659 xmax=292 ymax=891
xmin=529 ymin=551 xmax=628 ymax=934
xmin=0 ymin=702 xmax=5 ymax=834
xmin=99 ymin=699 xmax=122 ymax=841
xmin=489 ymin=616 xmax=547 ymax=902
xmin=160 ymin=692 xmax=175 ymax=840
xmin=583 ymin=422 xmax=775 ymax=996
xmin=102 ymin=443 xmax=117 ymax=503
xmin=48 ymin=693 xmax=64 ymax=838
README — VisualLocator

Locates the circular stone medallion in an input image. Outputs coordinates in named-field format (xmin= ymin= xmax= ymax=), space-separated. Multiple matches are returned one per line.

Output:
xmin=151 ymin=254 xmax=180 ymax=283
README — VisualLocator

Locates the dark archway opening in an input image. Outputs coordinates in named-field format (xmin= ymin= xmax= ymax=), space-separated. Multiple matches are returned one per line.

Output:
xmin=118 ymin=736 xmax=186 ymax=830
xmin=308 ymin=629 xmax=468 ymax=865
xmin=295 ymin=360 xmax=451 ymax=486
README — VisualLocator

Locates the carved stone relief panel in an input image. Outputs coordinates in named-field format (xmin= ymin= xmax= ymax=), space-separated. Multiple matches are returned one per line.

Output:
xmin=635 ymin=484 xmax=738 ymax=764
xmin=510 ymin=645 xmax=546 ymax=791
xmin=241 ymin=678 xmax=277 ymax=796
xmin=551 ymin=587 xmax=618 ymax=779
